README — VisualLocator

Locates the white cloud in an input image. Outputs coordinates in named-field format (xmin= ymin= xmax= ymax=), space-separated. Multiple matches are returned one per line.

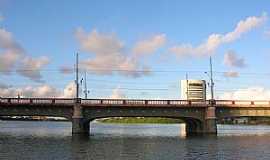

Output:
xmin=224 ymin=71 xmax=239 ymax=78
xmin=17 ymin=56 xmax=50 ymax=82
xmin=110 ymin=87 xmax=126 ymax=99
xmin=0 ymin=50 xmax=21 ymax=73
xmin=170 ymin=14 xmax=267 ymax=58
xmin=0 ymin=28 xmax=50 ymax=81
xmin=223 ymin=13 xmax=267 ymax=43
xmin=75 ymin=28 xmax=124 ymax=55
xmin=0 ymin=28 xmax=24 ymax=73
xmin=218 ymin=86 xmax=270 ymax=100
xmin=22 ymin=85 xmax=61 ymax=98
xmin=75 ymin=28 xmax=153 ymax=78
xmin=0 ymin=82 xmax=76 ymax=98
xmin=132 ymin=34 xmax=166 ymax=57
xmin=59 ymin=66 xmax=74 ymax=74
xmin=224 ymin=50 xmax=246 ymax=68
xmin=0 ymin=84 xmax=60 ymax=98
xmin=63 ymin=81 xmax=76 ymax=98
xmin=0 ymin=28 xmax=23 ymax=51
xmin=0 ymin=83 xmax=10 ymax=89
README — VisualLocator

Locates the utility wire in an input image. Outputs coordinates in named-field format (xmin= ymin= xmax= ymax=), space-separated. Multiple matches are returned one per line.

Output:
xmin=1 ymin=68 xmax=270 ymax=77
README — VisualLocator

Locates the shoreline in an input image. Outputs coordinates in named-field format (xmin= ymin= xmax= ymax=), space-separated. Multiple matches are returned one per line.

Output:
xmin=1 ymin=117 xmax=270 ymax=125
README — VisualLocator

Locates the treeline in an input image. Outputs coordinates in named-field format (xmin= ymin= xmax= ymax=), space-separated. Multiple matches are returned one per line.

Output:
xmin=97 ymin=117 xmax=184 ymax=124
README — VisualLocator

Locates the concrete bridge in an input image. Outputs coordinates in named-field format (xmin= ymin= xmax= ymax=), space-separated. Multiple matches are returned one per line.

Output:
xmin=1 ymin=98 xmax=270 ymax=136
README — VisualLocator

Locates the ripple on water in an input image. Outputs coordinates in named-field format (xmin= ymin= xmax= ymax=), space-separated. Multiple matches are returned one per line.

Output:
xmin=1 ymin=121 xmax=270 ymax=160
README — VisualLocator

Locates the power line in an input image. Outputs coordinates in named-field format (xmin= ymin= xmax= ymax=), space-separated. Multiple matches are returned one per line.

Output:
xmin=90 ymin=87 xmax=169 ymax=91
xmin=2 ymin=68 xmax=270 ymax=76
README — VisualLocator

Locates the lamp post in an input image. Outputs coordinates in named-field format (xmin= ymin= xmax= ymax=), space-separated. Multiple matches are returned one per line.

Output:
xmin=204 ymin=57 xmax=214 ymax=103
xmin=204 ymin=57 xmax=217 ymax=134
xmin=186 ymin=73 xmax=189 ymax=100
xmin=75 ymin=53 xmax=80 ymax=103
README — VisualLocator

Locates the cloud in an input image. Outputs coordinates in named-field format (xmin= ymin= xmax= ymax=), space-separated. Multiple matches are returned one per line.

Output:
xmin=222 ymin=14 xmax=267 ymax=42
xmin=224 ymin=71 xmax=239 ymax=78
xmin=59 ymin=66 xmax=74 ymax=74
xmin=224 ymin=50 xmax=246 ymax=68
xmin=110 ymin=87 xmax=126 ymax=99
xmin=0 ymin=14 xmax=4 ymax=22
xmin=0 ymin=82 xmax=76 ymax=98
xmin=218 ymin=86 xmax=270 ymax=100
xmin=0 ymin=28 xmax=50 ymax=81
xmin=17 ymin=56 xmax=50 ymax=82
xmin=63 ymin=81 xmax=76 ymax=98
xmin=170 ymin=34 xmax=223 ymax=58
xmin=170 ymin=14 xmax=267 ymax=58
xmin=75 ymin=28 xmax=124 ymax=55
xmin=132 ymin=34 xmax=166 ymax=57
xmin=0 ymin=84 xmax=60 ymax=98
xmin=0 ymin=83 xmax=11 ymax=89
xmin=0 ymin=28 xmax=23 ymax=52
xmin=80 ymin=55 xmax=151 ymax=78
xmin=0 ymin=50 xmax=21 ymax=73
xmin=22 ymin=85 xmax=61 ymax=98
xmin=0 ymin=28 xmax=24 ymax=73
xmin=75 ymin=28 xmax=154 ymax=77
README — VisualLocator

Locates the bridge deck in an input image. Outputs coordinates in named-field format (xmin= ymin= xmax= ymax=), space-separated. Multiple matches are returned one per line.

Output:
xmin=1 ymin=98 xmax=270 ymax=107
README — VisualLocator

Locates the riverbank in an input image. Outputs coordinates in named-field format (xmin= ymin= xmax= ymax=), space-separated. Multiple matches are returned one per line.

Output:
xmin=0 ymin=117 xmax=68 ymax=122
xmin=97 ymin=117 xmax=184 ymax=124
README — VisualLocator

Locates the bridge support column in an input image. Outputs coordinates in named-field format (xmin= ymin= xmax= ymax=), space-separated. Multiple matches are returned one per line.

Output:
xmin=204 ymin=106 xmax=217 ymax=134
xmin=72 ymin=103 xmax=89 ymax=136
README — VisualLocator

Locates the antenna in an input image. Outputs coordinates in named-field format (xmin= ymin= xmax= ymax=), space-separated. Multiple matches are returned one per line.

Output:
xmin=210 ymin=56 xmax=214 ymax=100
xmin=75 ymin=53 xmax=79 ymax=100
xmin=186 ymin=73 xmax=189 ymax=100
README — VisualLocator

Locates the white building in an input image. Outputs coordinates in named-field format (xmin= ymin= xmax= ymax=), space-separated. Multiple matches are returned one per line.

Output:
xmin=181 ymin=80 xmax=206 ymax=101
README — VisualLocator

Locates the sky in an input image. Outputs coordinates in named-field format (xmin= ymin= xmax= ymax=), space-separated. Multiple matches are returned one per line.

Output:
xmin=0 ymin=0 xmax=270 ymax=100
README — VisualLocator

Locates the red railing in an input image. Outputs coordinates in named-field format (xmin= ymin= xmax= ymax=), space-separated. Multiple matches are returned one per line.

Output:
xmin=215 ymin=100 xmax=270 ymax=106
xmin=82 ymin=99 xmax=205 ymax=106
xmin=0 ymin=98 xmax=76 ymax=104
xmin=1 ymin=98 xmax=270 ymax=107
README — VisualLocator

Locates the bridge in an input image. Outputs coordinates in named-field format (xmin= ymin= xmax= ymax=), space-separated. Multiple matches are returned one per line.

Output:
xmin=1 ymin=97 xmax=270 ymax=136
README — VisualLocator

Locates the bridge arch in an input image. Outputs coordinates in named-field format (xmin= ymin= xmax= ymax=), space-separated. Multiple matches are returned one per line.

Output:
xmin=79 ymin=104 xmax=207 ymax=136
xmin=0 ymin=104 xmax=73 ymax=120
xmin=81 ymin=115 xmax=204 ymax=136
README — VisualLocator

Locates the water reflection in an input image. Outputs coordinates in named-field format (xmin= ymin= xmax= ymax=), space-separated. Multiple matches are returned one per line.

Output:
xmin=218 ymin=124 xmax=270 ymax=136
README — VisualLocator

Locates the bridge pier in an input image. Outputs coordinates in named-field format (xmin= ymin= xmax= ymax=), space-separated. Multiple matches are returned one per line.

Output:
xmin=185 ymin=106 xmax=217 ymax=136
xmin=72 ymin=103 xmax=89 ymax=136
xmin=203 ymin=106 xmax=217 ymax=134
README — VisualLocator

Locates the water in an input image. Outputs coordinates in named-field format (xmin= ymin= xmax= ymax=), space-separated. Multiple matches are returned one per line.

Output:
xmin=1 ymin=121 xmax=270 ymax=160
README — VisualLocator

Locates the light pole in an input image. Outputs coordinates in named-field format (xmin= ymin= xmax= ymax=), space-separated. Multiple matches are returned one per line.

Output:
xmin=75 ymin=53 xmax=80 ymax=102
xmin=204 ymin=56 xmax=217 ymax=134
xmin=83 ymin=70 xmax=90 ymax=99
xmin=210 ymin=56 xmax=214 ymax=101
xmin=204 ymin=57 xmax=214 ymax=102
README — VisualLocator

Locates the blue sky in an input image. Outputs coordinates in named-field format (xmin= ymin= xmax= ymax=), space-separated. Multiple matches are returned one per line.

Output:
xmin=0 ymin=0 xmax=270 ymax=99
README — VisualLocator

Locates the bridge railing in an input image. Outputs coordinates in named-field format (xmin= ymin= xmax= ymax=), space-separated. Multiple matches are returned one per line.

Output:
xmin=0 ymin=98 xmax=77 ymax=104
xmin=81 ymin=99 xmax=208 ymax=106
xmin=215 ymin=100 xmax=270 ymax=105
xmin=1 ymin=98 xmax=270 ymax=107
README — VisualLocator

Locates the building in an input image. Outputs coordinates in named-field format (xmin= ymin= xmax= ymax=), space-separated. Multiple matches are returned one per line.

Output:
xmin=181 ymin=80 xmax=206 ymax=101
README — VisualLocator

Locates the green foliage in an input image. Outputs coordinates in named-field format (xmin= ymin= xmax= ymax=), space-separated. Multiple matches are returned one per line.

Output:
xmin=97 ymin=117 xmax=184 ymax=124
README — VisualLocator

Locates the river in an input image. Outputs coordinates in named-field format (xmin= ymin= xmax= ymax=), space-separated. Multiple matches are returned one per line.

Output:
xmin=1 ymin=121 xmax=270 ymax=160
